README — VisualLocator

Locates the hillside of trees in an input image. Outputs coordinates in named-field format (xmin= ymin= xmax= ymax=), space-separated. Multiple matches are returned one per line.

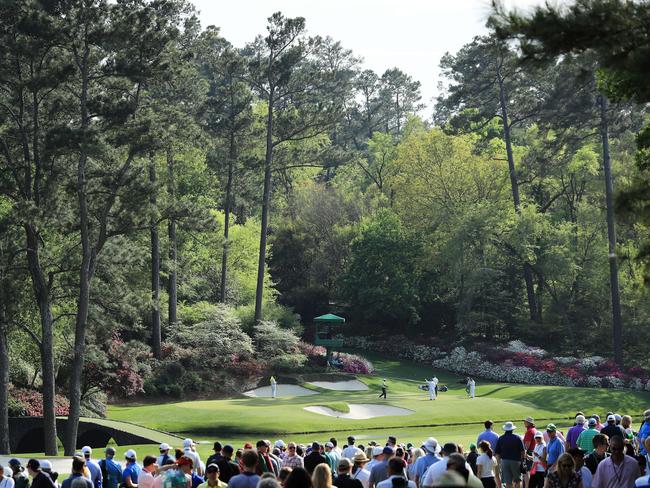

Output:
xmin=1 ymin=0 xmax=649 ymax=454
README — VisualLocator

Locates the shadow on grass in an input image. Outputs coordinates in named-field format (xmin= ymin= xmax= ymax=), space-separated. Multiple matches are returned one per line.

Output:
xmin=506 ymin=386 xmax=650 ymax=415
xmin=478 ymin=386 xmax=513 ymax=397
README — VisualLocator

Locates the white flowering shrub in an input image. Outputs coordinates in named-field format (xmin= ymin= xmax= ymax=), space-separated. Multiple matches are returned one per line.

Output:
xmin=586 ymin=376 xmax=602 ymax=387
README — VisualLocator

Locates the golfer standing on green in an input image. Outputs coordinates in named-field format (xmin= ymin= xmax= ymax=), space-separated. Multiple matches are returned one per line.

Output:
xmin=270 ymin=376 xmax=277 ymax=398
xmin=379 ymin=379 xmax=387 ymax=399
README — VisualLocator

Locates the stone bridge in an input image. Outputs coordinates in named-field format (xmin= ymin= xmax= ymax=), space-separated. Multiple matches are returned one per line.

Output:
xmin=9 ymin=417 xmax=177 ymax=454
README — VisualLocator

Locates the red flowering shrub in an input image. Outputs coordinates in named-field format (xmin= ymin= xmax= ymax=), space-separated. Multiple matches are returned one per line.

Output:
xmin=9 ymin=385 xmax=69 ymax=417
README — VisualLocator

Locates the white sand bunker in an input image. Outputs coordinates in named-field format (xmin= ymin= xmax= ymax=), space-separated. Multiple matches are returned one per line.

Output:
xmin=310 ymin=380 xmax=369 ymax=391
xmin=243 ymin=384 xmax=318 ymax=398
xmin=304 ymin=403 xmax=414 ymax=419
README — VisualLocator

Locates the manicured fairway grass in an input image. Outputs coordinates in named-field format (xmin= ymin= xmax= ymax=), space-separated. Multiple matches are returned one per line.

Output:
xmin=106 ymin=350 xmax=650 ymax=448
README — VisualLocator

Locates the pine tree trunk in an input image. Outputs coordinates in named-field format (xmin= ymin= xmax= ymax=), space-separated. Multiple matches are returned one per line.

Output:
xmin=24 ymin=225 xmax=58 ymax=455
xmin=0 ymin=305 xmax=11 ymax=454
xmin=599 ymin=95 xmax=623 ymax=366
xmin=167 ymin=147 xmax=177 ymax=326
xmin=220 ymin=131 xmax=235 ymax=303
xmin=150 ymin=156 xmax=161 ymax=359
xmin=65 ymin=46 xmax=91 ymax=457
xmin=497 ymin=70 xmax=540 ymax=323
xmin=254 ymin=94 xmax=274 ymax=322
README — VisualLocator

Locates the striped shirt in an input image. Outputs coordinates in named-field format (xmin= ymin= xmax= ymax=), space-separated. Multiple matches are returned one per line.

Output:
xmin=577 ymin=428 xmax=600 ymax=454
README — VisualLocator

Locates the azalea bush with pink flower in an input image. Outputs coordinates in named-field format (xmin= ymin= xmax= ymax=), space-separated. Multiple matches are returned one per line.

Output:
xmin=344 ymin=336 xmax=650 ymax=390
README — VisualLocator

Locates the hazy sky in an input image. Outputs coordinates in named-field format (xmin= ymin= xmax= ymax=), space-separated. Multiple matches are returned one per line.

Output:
xmin=192 ymin=0 xmax=549 ymax=115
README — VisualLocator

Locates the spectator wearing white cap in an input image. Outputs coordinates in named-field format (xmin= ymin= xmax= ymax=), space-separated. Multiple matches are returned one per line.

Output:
xmin=495 ymin=422 xmax=526 ymax=488
xmin=365 ymin=447 xmax=383 ymax=472
xmin=122 ymin=450 xmax=141 ymax=488
xmin=566 ymin=416 xmax=587 ymax=450
xmin=578 ymin=419 xmax=601 ymax=454
xmin=183 ymin=439 xmax=203 ymax=477
xmin=601 ymin=414 xmax=626 ymax=440
xmin=157 ymin=444 xmax=173 ymax=467
xmin=325 ymin=442 xmax=340 ymax=472
xmin=81 ymin=447 xmax=102 ymax=488
xmin=413 ymin=438 xmax=442 ymax=487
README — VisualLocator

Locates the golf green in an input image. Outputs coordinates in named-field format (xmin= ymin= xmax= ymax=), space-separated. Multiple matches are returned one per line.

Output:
xmin=105 ymin=351 xmax=650 ymax=457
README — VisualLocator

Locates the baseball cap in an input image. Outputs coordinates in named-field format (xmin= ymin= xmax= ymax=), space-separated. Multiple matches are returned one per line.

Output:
xmin=125 ymin=449 xmax=137 ymax=460
xmin=423 ymin=438 xmax=440 ymax=454
xmin=524 ymin=416 xmax=534 ymax=423
xmin=159 ymin=443 xmax=171 ymax=451
xmin=183 ymin=438 xmax=194 ymax=448
xmin=205 ymin=464 xmax=219 ymax=473
xmin=387 ymin=436 xmax=397 ymax=444
xmin=534 ymin=432 xmax=543 ymax=439
xmin=325 ymin=442 xmax=334 ymax=448
xmin=347 ymin=435 xmax=355 ymax=442
xmin=312 ymin=442 xmax=321 ymax=450
xmin=588 ymin=418 xmax=597 ymax=426
xmin=607 ymin=414 xmax=616 ymax=422
xmin=575 ymin=415 xmax=586 ymax=424
xmin=372 ymin=447 xmax=383 ymax=457
xmin=382 ymin=446 xmax=394 ymax=456
xmin=442 ymin=443 xmax=457 ymax=454
xmin=546 ymin=424 xmax=557 ymax=432
xmin=213 ymin=442 xmax=222 ymax=451
xmin=40 ymin=460 xmax=52 ymax=471
xmin=177 ymin=457 xmax=193 ymax=467
xmin=275 ymin=440 xmax=286 ymax=448
xmin=8 ymin=459 xmax=21 ymax=468
xmin=469 ymin=443 xmax=477 ymax=450
xmin=338 ymin=458 xmax=352 ymax=470
xmin=81 ymin=446 xmax=92 ymax=456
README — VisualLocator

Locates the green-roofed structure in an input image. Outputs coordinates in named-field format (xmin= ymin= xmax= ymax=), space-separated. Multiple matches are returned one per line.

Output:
xmin=314 ymin=313 xmax=345 ymax=365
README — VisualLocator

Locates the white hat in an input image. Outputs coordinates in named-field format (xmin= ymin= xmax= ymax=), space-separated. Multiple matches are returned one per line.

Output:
xmin=183 ymin=438 xmax=193 ymax=448
xmin=325 ymin=442 xmax=334 ymax=448
xmin=503 ymin=422 xmax=516 ymax=431
xmin=40 ymin=460 xmax=52 ymax=470
xmin=614 ymin=414 xmax=622 ymax=422
xmin=125 ymin=449 xmax=137 ymax=460
xmin=607 ymin=415 xmax=616 ymax=422
xmin=159 ymin=443 xmax=171 ymax=451
xmin=372 ymin=446 xmax=383 ymax=457
xmin=81 ymin=446 xmax=92 ymax=455
xmin=575 ymin=415 xmax=586 ymax=424
xmin=534 ymin=432 xmax=543 ymax=439
xmin=275 ymin=440 xmax=286 ymax=448
xmin=423 ymin=437 xmax=441 ymax=454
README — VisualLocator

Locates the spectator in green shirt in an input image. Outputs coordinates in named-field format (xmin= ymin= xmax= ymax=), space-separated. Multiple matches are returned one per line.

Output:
xmin=577 ymin=418 xmax=601 ymax=454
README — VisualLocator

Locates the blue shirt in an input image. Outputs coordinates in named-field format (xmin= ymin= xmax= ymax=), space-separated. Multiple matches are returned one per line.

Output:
xmin=477 ymin=430 xmax=500 ymax=451
xmin=190 ymin=474 xmax=203 ymax=488
xmin=227 ymin=472 xmax=260 ymax=488
xmin=122 ymin=463 xmax=142 ymax=486
xmin=639 ymin=421 xmax=650 ymax=455
xmin=86 ymin=459 xmax=103 ymax=488
xmin=546 ymin=437 xmax=565 ymax=467
xmin=414 ymin=453 xmax=441 ymax=481
xmin=62 ymin=474 xmax=93 ymax=488
xmin=99 ymin=458 xmax=123 ymax=488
